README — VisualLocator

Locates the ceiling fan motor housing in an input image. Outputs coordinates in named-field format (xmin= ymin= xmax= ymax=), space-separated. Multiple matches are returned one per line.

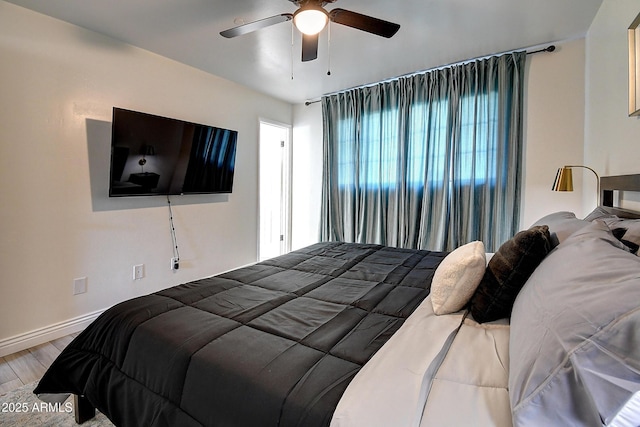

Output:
xmin=289 ymin=0 xmax=337 ymax=7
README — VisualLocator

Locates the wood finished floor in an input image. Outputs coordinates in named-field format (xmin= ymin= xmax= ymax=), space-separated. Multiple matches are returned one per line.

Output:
xmin=0 ymin=333 xmax=78 ymax=395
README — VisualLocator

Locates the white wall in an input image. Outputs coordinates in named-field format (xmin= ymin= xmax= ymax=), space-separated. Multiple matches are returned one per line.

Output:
xmin=290 ymin=38 xmax=589 ymax=245
xmin=0 ymin=2 xmax=292 ymax=353
xmin=291 ymin=102 xmax=323 ymax=249
xmin=521 ymin=38 xmax=588 ymax=227
xmin=585 ymin=0 xmax=640 ymax=211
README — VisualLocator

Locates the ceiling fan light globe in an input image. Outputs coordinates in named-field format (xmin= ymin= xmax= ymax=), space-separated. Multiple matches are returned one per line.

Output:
xmin=294 ymin=9 xmax=328 ymax=35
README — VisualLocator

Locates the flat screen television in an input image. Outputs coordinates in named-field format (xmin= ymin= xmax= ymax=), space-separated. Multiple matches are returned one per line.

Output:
xmin=109 ymin=107 xmax=238 ymax=197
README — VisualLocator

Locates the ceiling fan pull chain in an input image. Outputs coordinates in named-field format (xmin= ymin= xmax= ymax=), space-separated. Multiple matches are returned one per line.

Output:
xmin=327 ymin=20 xmax=332 ymax=76
xmin=291 ymin=21 xmax=295 ymax=80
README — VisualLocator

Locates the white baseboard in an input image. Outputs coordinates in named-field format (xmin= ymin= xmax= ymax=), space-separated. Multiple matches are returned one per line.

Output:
xmin=0 ymin=310 xmax=105 ymax=358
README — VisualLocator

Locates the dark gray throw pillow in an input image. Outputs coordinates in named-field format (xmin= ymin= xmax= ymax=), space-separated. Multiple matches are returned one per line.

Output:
xmin=469 ymin=225 xmax=552 ymax=323
xmin=602 ymin=217 xmax=640 ymax=249
xmin=610 ymin=227 xmax=639 ymax=254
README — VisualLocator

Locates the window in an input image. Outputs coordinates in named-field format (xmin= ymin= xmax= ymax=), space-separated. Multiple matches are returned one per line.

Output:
xmin=337 ymin=93 xmax=498 ymax=191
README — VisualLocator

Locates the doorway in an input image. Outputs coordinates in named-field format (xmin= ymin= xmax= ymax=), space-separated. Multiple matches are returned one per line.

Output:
xmin=259 ymin=121 xmax=291 ymax=261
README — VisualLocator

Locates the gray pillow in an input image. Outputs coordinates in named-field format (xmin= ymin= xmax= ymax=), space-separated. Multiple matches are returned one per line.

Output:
xmin=583 ymin=206 xmax=617 ymax=221
xmin=509 ymin=221 xmax=640 ymax=426
xmin=529 ymin=211 xmax=589 ymax=246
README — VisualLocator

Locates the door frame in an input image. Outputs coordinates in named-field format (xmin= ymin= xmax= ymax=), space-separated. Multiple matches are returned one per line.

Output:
xmin=258 ymin=119 xmax=293 ymax=261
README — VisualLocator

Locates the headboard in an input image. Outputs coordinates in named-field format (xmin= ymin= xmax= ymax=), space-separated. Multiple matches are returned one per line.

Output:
xmin=601 ymin=174 xmax=640 ymax=219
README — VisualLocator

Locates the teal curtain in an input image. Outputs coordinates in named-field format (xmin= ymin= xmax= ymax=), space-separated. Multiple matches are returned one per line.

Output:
xmin=320 ymin=52 xmax=526 ymax=251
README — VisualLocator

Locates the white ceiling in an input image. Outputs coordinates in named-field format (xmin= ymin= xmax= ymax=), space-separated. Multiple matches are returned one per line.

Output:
xmin=5 ymin=0 xmax=603 ymax=104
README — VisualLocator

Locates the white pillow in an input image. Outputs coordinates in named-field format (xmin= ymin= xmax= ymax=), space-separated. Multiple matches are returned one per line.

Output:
xmin=431 ymin=241 xmax=486 ymax=315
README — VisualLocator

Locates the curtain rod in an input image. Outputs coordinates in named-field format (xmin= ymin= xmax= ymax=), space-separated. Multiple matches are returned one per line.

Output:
xmin=304 ymin=44 xmax=556 ymax=106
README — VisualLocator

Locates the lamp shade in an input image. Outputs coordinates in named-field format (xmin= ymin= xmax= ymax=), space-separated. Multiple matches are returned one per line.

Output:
xmin=551 ymin=165 xmax=600 ymax=205
xmin=293 ymin=7 xmax=328 ymax=35
xmin=552 ymin=167 xmax=573 ymax=191
xmin=139 ymin=144 xmax=156 ymax=156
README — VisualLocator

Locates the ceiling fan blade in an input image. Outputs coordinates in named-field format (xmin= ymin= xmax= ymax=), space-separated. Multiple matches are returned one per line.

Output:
xmin=220 ymin=14 xmax=292 ymax=38
xmin=329 ymin=8 xmax=400 ymax=38
xmin=301 ymin=33 xmax=319 ymax=62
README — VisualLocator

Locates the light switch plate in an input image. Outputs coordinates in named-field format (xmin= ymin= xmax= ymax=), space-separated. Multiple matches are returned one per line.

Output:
xmin=133 ymin=264 xmax=144 ymax=280
xmin=73 ymin=277 xmax=87 ymax=295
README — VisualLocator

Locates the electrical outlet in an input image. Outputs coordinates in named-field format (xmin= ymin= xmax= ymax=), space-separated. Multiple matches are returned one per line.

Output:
xmin=133 ymin=264 xmax=144 ymax=280
xmin=73 ymin=277 xmax=87 ymax=295
xmin=171 ymin=257 xmax=179 ymax=270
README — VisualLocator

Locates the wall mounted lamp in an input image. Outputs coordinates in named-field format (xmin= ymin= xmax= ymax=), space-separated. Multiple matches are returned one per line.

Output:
xmin=552 ymin=165 xmax=600 ymax=205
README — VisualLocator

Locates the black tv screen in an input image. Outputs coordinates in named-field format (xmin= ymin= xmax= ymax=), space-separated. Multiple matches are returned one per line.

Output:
xmin=109 ymin=108 xmax=238 ymax=197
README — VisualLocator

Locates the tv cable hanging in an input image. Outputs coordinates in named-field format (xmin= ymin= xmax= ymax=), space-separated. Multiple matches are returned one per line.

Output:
xmin=167 ymin=196 xmax=181 ymax=270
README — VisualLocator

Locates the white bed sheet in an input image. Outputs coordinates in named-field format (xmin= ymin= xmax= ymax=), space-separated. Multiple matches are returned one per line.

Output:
xmin=331 ymin=296 xmax=511 ymax=427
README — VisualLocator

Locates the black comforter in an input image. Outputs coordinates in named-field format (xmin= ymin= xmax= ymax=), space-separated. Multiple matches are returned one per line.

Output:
xmin=34 ymin=242 xmax=445 ymax=426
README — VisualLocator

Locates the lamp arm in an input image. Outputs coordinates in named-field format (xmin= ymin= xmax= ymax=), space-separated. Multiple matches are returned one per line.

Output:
xmin=566 ymin=165 xmax=600 ymax=206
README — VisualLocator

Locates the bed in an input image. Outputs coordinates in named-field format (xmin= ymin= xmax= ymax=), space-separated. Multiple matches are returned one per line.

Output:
xmin=34 ymin=174 xmax=640 ymax=426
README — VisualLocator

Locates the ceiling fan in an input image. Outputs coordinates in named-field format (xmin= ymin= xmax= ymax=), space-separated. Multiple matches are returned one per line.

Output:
xmin=220 ymin=0 xmax=400 ymax=62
